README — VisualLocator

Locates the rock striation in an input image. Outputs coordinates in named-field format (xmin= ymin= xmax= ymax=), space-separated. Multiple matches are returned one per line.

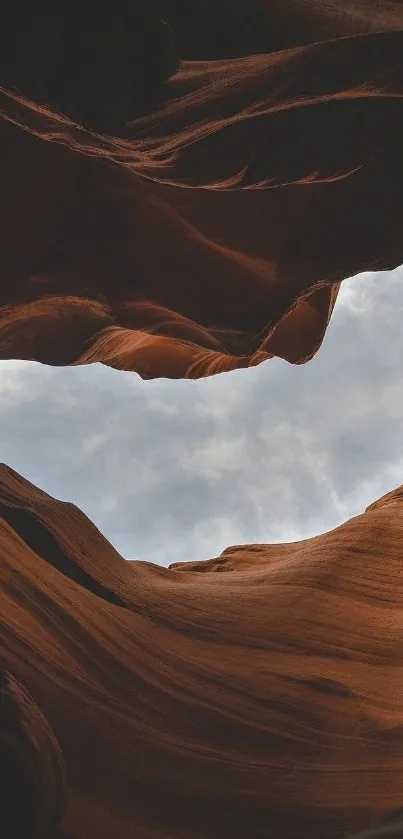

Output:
xmin=1 ymin=4 xmax=403 ymax=837
xmin=1 ymin=463 xmax=403 ymax=838
xmin=1 ymin=1 xmax=402 ymax=378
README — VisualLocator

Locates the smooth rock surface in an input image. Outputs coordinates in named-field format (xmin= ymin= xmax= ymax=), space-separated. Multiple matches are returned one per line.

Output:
xmin=1 ymin=463 xmax=403 ymax=838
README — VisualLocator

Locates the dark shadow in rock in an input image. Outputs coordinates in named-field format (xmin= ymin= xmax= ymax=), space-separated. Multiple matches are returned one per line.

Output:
xmin=0 ymin=670 xmax=66 ymax=838
xmin=0 ymin=503 xmax=126 ymax=608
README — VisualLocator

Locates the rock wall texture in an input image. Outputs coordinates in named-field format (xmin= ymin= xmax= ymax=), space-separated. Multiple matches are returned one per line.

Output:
xmin=1 ymin=1 xmax=402 ymax=378
xmin=1 ymin=463 xmax=403 ymax=838
xmin=1 ymin=4 xmax=403 ymax=837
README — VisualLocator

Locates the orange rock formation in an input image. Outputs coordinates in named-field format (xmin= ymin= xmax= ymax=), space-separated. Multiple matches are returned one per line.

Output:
xmin=1 ymin=4 xmax=403 ymax=838
xmin=1 ymin=464 xmax=403 ymax=838
xmin=1 ymin=1 xmax=402 ymax=378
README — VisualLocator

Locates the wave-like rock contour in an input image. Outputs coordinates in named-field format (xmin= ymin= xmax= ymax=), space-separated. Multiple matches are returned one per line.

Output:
xmin=1 ymin=1 xmax=403 ymax=378
xmin=1 ymin=463 xmax=403 ymax=838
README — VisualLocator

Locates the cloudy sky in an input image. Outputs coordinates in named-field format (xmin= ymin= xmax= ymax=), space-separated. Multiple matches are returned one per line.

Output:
xmin=1 ymin=266 xmax=402 ymax=566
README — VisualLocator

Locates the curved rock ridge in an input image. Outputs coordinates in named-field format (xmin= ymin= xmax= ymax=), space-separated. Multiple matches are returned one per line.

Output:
xmin=1 ymin=462 xmax=403 ymax=838
xmin=1 ymin=3 xmax=402 ymax=378
xmin=365 ymin=485 xmax=403 ymax=514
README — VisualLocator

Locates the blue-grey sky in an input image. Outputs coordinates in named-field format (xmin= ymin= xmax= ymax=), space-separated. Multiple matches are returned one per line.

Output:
xmin=1 ymin=266 xmax=402 ymax=566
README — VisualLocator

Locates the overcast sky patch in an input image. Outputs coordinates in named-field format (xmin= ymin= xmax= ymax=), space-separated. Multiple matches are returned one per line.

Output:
xmin=1 ymin=265 xmax=402 ymax=565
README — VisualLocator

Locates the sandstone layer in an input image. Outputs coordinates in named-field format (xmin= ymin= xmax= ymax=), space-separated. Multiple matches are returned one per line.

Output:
xmin=1 ymin=5 xmax=403 ymax=838
xmin=1 ymin=463 xmax=403 ymax=838
xmin=1 ymin=1 xmax=402 ymax=378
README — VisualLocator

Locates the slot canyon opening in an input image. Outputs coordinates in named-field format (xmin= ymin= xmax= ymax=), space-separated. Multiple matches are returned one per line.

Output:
xmin=1 ymin=5 xmax=403 ymax=837
xmin=0 ymin=267 xmax=402 ymax=568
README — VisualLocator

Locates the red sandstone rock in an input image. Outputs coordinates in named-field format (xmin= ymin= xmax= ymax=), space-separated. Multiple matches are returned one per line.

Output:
xmin=1 ymin=2 xmax=402 ymax=378
xmin=1 ymin=5 xmax=403 ymax=837
xmin=1 ymin=463 xmax=403 ymax=838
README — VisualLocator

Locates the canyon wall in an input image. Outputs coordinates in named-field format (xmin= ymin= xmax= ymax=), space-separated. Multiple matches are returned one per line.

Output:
xmin=1 ymin=464 xmax=403 ymax=838
xmin=1 ymin=1 xmax=402 ymax=378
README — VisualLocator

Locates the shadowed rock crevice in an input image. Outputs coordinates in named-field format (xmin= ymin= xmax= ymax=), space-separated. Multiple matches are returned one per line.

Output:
xmin=0 ymin=670 xmax=66 ymax=839
xmin=351 ymin=808 xmax=403 ymax=838
xmin=0 ymin=503 xmax=126 ymax=607
xmin=0 ymin=1 xmax=178 ymax=134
